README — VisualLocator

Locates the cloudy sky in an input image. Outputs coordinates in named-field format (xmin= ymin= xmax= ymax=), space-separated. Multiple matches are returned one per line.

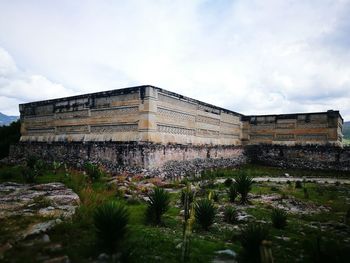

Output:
xmin=0 ymin=0 xmax=349 ymax=120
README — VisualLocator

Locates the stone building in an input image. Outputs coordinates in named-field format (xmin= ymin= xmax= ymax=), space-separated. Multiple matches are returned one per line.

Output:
xmin=13 ymin=85 xmax=346 ymax=172
xmin=19 ymin=85 xmax=343 ymax=146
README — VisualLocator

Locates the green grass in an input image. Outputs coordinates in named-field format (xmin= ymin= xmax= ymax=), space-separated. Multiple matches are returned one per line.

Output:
xmin=192 ymin=163 xmax=350 ymax=181
xmin=343 ymin=138 xmax=350 ymax=145
xmin=1 ymin=163 xmax=350 ymax=262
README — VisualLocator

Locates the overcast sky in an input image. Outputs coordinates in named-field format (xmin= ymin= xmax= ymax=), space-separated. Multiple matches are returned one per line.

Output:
xmin=0 ymin=0 xmax=349 ymax=120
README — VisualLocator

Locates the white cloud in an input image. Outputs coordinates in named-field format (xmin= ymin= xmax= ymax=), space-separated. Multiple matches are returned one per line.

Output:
xmin=0 ymin=0 xmax=349 ymax=120
xmin=0 ymin=47 xmax=74 ymax=115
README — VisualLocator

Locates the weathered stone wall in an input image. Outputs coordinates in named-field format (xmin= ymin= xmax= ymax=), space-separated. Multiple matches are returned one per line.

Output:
xmin=153 ymin=89 xmax=242 ymax=145
xmin=20 ymin=87 xmax=142 ymax=143
xmin=15 ymin=85 xmax=347 ymax=174
xmin=19 ymin=85 xmax=243 ymax=146
xmin=9 ymin=142 xmax=247 ymax=176
xmin=242 ymin=110 xmax=343 ymax=146
xmin=246 ymin=144 xmax=350 ymax=171
xmin=19 ymin=85 xmax=343 ymax=146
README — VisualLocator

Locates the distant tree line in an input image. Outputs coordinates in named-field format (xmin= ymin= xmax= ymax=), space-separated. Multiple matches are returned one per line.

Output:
xmin=343 ymin=122 xmax=350 ymax=139
xmin=0 ymin=120 xmax=21 ymax=159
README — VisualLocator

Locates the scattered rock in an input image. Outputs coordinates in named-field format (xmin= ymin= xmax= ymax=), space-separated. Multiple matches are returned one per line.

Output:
xmin=41 ymin=234 xmax=51 ymax=243
xmin=43 ymin=255 xmax=70 ymax=263
xmin=253 ymin=194 xmax=330 ymax=215
xmin=0 ymin=182 xmax=80 ymax=259
xmin=175 ymin=242 xmax=182 ymax=249
xmin=22 ymin=220 xmax=58 ymax=239
xmin=43 ymin=243 xmax=63 ymax=253
xmin=215 ymin=249 xmax=237 ymax=258
xmin=213 ymin=249 xmax=237 ymax=263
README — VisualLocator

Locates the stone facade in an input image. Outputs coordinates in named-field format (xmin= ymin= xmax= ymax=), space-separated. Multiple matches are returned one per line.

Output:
xmin=14 ymin=85 xmax=346 ymax=172
xmin=246 ymin=144 xmax=350 ymax=171
xmin=10 ymin=142 xmax=246 ymax=176
xmin=20 ymin=86 xmax=242 ymax=145
xmin=242 ymin=111 xmax=343 ymax=146
xmin=19 ymin=85 xmax=343 ymax=147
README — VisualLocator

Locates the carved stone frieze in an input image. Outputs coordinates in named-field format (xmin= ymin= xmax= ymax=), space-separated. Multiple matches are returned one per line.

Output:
xmin=250 ymin=134 xmax=274 ymax=140
xmin=196 ymin=129 xmax=219 ymax=137
xmin=90 ymin=106 xmax=138 ymax=117
xmin=157 ymin=124 xmax=195 ymax=135
xmin=198 ymin=104 xmax=220 ymax=115
xmin=275 ymin=134 xmax=295 ymax=140
xmin=196 ymin=115 xmax=220 ymax=126
xmin=158 ymin=107 xmax=196 ymax=122
xmin=296 ymin=134 xmax=328 ymax=140
xmin=56 ymin=125 xmax=89 ymax=134
xmin=55 ymin=110 xmax=89 ymax=119
xmin=90 ymin=124 xmax=138 ymax=133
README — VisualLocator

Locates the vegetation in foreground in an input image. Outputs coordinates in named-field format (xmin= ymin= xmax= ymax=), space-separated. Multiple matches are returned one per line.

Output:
xmin=1 ymin=162 xmax=350 ymax=262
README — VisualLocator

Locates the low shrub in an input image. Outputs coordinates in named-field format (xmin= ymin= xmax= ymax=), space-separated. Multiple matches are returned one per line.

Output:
xmin=304 ymin=235 xmax=350 ymax=263
xmin=228 ymin=185 xmax=238 ymax=203
xmin=34 ymin=159 xmax=45 ymax=176
xmin=224 ymin=206 xmax=238 ymax=224
xmin=216 ymin=169 xmax=226 ymax=177
xmin=224 ymin=178 xmax=233 ymax=187
xmin=26 ymin=155 xmax=39 ymax=169
xmin=295 ymin=180 xmax=303 ymax=189
xmin=194 ymin=199 xmax=216 ymax=231
xmin=84 ymin=162 xmax=103 ymax=182
xmin=93 ymin=201 xmax=129 ymax=253
xmin=146 ymin=187 xmax=170 ymax=225
xmin=0 ymin=169 xmax=16 ymax=180
xmin=22 ymin=166 xmax=37 ymax=183
xmin=271 ymin=208 xmax=287 ymax=229
xmin=239 ymin=223 xmax=270 ymax=262
xmin=52 ymin=161 xmax=62 ymax=174
xmin=345 ymin=207 xmax=350 ymax=225
xmin=270 ymin=186 xmax=279 ymax=192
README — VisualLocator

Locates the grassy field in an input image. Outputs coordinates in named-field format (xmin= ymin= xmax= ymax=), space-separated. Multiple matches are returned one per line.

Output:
xmin=1 ymin=164 xmax=350 ymax=262
xmin=343 ymin=138 xmax=350 ymax=145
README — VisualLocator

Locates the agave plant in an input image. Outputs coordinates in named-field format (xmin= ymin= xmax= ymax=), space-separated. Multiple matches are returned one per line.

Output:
xmin=22 ymin=166 xmax=37 ymax=183
xmin=239 ymin=223 xmax=270 ymax=262
xmin=194 ymin=199 xmax=216 ymax=231
xmin=228 ymin=185 xmax=238 ymax=203
xmin=271 ymin=208 xmax=287 ymax=229
xmin=26 ymin=155 xmax=39 ymax=169
xmin=224 ymin=205 xmax=238 ymax=224
xmin=211 ymin=191 xmax=219 ymax=202
xmin=146 ymin=187 xmax=170 ymax=225
xmin=52 ymin=161 xmax=62 ymax=174
xmin=93 ymin=201 xmax=129 ymax=253
xmin=224 ymin=178 xmax=233 ymax=187
xmin=234 ymin=171 xmax=253 ymax=204
xmin=84 ymin=162 xmax=103 ymax=182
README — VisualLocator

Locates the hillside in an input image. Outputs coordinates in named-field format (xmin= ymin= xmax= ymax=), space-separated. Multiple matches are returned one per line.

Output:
xmin=0 ymin=112 xmax=19 ymax=126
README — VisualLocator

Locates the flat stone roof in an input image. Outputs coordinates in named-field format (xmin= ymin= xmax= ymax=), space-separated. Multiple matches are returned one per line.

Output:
xmin=19 ymin=85 xmax=243 ymax=117
xmin=19 ymin=84 xmax=342 ymax=121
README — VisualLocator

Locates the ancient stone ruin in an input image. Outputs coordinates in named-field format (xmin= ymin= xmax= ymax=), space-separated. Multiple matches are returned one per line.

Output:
xmin=10 ymin=85 xmax=349 ymax=173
